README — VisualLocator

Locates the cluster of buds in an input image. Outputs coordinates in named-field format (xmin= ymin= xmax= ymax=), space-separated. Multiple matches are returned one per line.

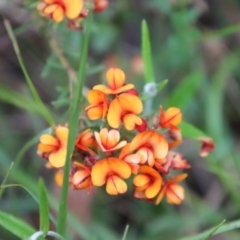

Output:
xmin=37 ymin=0 xmax=109 ymax=29
xmin=38 ymin=68 xmax=192 ymax=205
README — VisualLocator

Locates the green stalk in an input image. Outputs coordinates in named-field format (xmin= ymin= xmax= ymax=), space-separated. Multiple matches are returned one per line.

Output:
xmin=3 ymin=19 xmax=54 ymax=127
xmin=56 ymin=13 xmax=92 ymax=236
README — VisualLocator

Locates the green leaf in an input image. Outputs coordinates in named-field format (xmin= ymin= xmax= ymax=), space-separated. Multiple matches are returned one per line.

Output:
xmin=0 ymin=83 xmax=41 ymax=114
xmin=142 ymin=20 xmax=155 ymax=83
xmin=179 ymin=219 xmax=240 ymax=240
xmin=4 ymin=19 xmax=54 ymax=127
xmin=203 ymin=220 xmax=225 ymax=240
xmin=38 ymin=179 xmax=50 ymax=236
xmin=167 ymin=71 xmax=202 ymax=108
xmin=0 ymin=210 xmax=35 ymax=239
xmin=180 ymin=121 xmax=208 ymax=139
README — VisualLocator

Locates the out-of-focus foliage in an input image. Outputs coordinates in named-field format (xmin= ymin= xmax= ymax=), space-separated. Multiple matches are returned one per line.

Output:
xmin=1 ymin=0 xmax=240 ymax=239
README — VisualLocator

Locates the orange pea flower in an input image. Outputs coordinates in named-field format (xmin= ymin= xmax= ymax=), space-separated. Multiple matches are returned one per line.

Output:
xmin=37 ymin=126 xmax=68 ymax=168
xmin=94 ymin=128 xmax=127 ymax=152
xmin=93 ymin=68 xmax=134 ymax=94
xmin=159 ymin=106 xmax=182 ymax=130
xmin=119 ymin=144 xmax=141 ymax=174
xmin=107 ymin=93 xmax=143 ymax=130
xmin=133 ymin=166 xmax=162 ymax=201
xmin=130 ymin=130 xmax=168 ymax=166
xmin=85 ymin=90 xmax=108 ymax=120
xmin=38 ymin=0 xmax=83 ymax=23
xmin=75 ymin=129 xmax=97 ymax=155
xmin=156 ymin=173 xmax=188 ymax=205
xmin=70 ymin=162 xmax=92 ymax=192
xmin=91 ymin=158 xmax=131 ymax=195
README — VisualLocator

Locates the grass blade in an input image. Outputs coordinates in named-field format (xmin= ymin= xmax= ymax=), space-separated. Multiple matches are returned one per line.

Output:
xmin=38 ymin=179 xmax=50 ymax=236
xmin=0 ymin=210 xmax=35 ymax=239
xmin=179 ymin=219 xmax=240 ymax=240
xmin=3 ymin=19 xmax=54 ymax=127
xmin=121 ymin=224 xmax=129 ymax=240
xmin=142 ymin=20 xmax=155 ymax=83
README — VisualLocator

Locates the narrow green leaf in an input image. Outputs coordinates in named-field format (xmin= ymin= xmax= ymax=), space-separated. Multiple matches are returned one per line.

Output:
xmin=56 ymin=13 xmax=92 ymax=236
xmin=167 ymin=71 xmax=202 ymax=108
xmin=3 ymin=19 xmax=54 ymax=127
xmin=0 ymin=184 xmax=56 ymax=227
xmin=0 ymin=83 xmax=41 ymax=114
xmin=121 ymin=224 xmax=130 ymax=240
xmin=180 ymin=121 xmax=208 ymax=139
xmin=0 ymin=162 xmax=13 ymax=200
xmin=38 ymin=179 xmax=50 ymax=236
xmin=179 ymin=219 xmax=240 ymax=240
xmin=142 ymin=20 xmax=155 ymax=83
xmin=0 ymin=210 xmax=35 ymax=239
xmin=203 ymin=220 xmax=225 ymax=240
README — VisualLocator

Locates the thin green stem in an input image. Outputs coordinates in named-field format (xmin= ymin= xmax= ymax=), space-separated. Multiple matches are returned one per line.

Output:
xmin=56 ymin=13 xmax=92 ymax=236
xmin=121 ymin=225 xmax=129 ymax=240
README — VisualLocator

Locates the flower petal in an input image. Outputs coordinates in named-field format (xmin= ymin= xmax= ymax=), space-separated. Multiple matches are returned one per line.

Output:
xmin=55 ymin=126 xmax=69 ymax=145
xmin=106 ymin=129 xmax=120 ymax=149
xmin=55 ymin=170 xmax=63 ymax=187
xmin=52 ymin=5 xmax=64 ymax=22
xmin=123 ymin=114 xmax=142 ymax=130
xmin=87 ymin=89 xmax=107 ymax=105
xmin=91 ymin=158 xmax=131 ymax=186
xmin=93 ymin=85 xmax=113 ymax=94
xmin=165 ymin=184 xmax=184 ymax=204
xmin=106 ymin=68 xmax=125 ymax=90
xmin=85 ymin=105 xmax=103 ymax=120
xmin=145 ymin=178 xmax=162 ymax=199
xmin=38 ymin=143 xmax=56 ymax=153
xmin=107 ymin=98 xmax=122 ymax=128
xmin=40 ymin=134 xmax=58 ymax=146
xmin=106 ymin=175 xmax=127 ymax=195
xmin=133 ymin=175 xmax=150 ymax=189
xmin=49 ymin=148 xmax=67 ymax=168
xmin=64 ymin=0 xmax=83 ymax=19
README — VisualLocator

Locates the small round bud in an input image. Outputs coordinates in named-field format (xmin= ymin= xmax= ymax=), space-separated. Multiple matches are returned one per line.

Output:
xmin=143 ymin=82 xmax=157 ymax=97
xmin=94 ymin=0 xmax=109 ymax=12
xmin=135 ymin=119 xmax=148 ymax=132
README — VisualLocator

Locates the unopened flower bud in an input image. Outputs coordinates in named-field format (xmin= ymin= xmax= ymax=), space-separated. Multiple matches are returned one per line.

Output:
xmin=94 ymin=0 xmax=109 ymax=12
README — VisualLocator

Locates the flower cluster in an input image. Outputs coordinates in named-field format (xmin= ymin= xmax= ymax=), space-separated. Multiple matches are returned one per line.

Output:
xmin=37 ymin=0 xmax=109 ymax=29
xmin=38 ymin=68 xmax=192 ymax=205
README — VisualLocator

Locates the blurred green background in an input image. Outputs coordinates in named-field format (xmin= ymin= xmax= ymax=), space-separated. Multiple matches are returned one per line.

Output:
xmin=1 ymin=0 xmax=240 ymax=239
